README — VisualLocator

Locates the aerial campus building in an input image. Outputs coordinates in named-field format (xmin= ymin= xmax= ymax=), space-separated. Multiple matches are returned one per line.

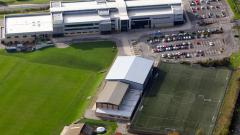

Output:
xmin=96 ymin=56 xmax=154 ymax=121
xmin=0 ymin=0 xmax=183 ymax=44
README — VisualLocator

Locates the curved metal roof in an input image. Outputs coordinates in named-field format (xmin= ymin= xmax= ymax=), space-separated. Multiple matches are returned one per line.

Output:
xmin=106 ymin=56 xmax=154 ymax=84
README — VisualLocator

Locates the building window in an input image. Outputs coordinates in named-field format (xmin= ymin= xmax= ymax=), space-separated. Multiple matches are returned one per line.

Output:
xmin=131 ymin=17 xmax=150 ymax=21
xmin=65 ymin=23 xmax=97 ymax=27
xmin=152 ymin=17 xmax=170 ymax=20
xmin=64 ymin=27 xmax=99 ymax=31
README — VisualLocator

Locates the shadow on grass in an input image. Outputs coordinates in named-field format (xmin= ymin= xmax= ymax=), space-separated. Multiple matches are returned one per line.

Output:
xmin=0 ymin=1 xmax=8 ymax=6
xmin=229 ymin=92 xmax=240 ymax=135
xmin=16 ymin=0 xmax=30 ymax=1
xmin=70 ymin=41 xmax=116 ymax=51
xmin=144 ymin=67 xmax=167 ymax=97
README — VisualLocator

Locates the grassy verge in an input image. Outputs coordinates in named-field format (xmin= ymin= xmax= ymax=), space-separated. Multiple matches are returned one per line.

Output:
xmin=213 ymin=52 xmax=240 ymax=135
xmin=230 ymin=52 xmax=240 ymax=69
xmin=80 ymin=119 xmax=117 ymax=135
xmin=0 ymin=8 xmax=49 ymax=19
xmin=226 ymin=0 xmax=240 ymax=19
xmin=213 ymin=69 xmax=240 ymax=135
xmin=1 ymin=0 xmax=48 ymax=5
xmin=1 ymin=0 xmax=80 ymax=4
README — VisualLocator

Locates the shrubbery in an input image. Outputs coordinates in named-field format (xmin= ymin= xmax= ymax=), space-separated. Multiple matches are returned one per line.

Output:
xmin=196 ymin=57 xmax=230 ymax=68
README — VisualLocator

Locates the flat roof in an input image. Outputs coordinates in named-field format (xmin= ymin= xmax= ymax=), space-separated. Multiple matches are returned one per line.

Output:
xmin=172 ymin=6 xmax=184 ymax=14
xmin=106 ymin=56 xmax=154 ymax=85
xmin=5 ymin=14 xmax=53 ymax=35
xmin=60 ymin=124 xmax=84 ymax=135
xmin=125 ymin=0 xmax=181 ymax=7
xmin=96 ymin=89 xmax=141 ymax=118
xmin=128 ymin=8 xmax=173 ymax=17
xmin=63 ymin=13 xmax=110 ymax=24
xmin=50 ymin=1 xmax=118 ymax=12
xmin=50 ymin=0 xmax=182 ymax=14
xmin=97 ymin=81 xmax=129 ymax=106
xmin=116 ymin=0 xmax=129 ymax=20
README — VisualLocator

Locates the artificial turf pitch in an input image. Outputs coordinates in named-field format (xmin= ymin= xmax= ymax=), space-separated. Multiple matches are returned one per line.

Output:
xmin=0 ymin=41 xmax=116 ymax=135
xmin=130 ymin=63 xmax=231 ymax=135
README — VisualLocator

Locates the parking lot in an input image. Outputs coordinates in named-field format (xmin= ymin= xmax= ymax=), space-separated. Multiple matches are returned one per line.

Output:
xmin=124 ymin=0 xmax=239 ymax=63
xmin=186 ymin=0 xmax=229 ymax=23
xmin=135 ymin=26 xmax=233 ymax=62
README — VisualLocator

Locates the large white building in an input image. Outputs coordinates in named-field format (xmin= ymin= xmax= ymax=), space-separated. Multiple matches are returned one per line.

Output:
xmin=0 ymin=0 xmax=183 ymax=44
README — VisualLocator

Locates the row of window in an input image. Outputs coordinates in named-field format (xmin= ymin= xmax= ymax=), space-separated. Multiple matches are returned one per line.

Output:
xmin=65 ymin=30 xmax=99 ymax=35
xmin=6 ymin=34 xmax=51 ymax=39
xmin=97 ymin=103 xmax=119 ymax=110
xmin=131 ymin=17 xmax=150 ymax=21
xmin=64 ymin=27 xmax=99 ymax=31
xmin=65 ymin=23 xmax=99 ymax=28
xmin=6 ymin=35 xmax=37 ymax=39
xmin=152 ymin=16 xmax=171 ymax=20
xmin=107 ymin=114 xmax=129 ymax=120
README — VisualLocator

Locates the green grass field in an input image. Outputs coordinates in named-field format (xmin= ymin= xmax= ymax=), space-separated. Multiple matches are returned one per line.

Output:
xmin=130 ymin=63 xmax=231 ymax=135
xmin=0 ymin=41 xmax=117 ymax=135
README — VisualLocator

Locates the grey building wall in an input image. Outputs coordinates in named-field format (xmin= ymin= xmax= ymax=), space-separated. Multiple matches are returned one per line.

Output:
xmin=143 ymin=67 xmax=153 ymax=89
xmin=105 ymin=79 xmax=144 ymax=90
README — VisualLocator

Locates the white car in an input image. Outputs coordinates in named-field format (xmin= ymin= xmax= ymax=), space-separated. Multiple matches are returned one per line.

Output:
xmin=161 ymin=54 xmax=167 ymax=58
xmin=96 ymin=127 xmax=106 ymax=134
xmin=209 ymin=42 xmax=214 ymax=46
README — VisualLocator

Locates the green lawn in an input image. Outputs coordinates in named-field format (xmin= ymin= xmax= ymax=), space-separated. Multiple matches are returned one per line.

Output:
xmin=130 ymin=63 xmax=231 ymax=135
xmin=1 ymin=0 xmax=49 ymax=4
xmin=0 ymin=41 xmax=117 ymax=135
xmin=213 ymin=69 xmax=240 ymax=135
xmin=80 ymin=119 xmax=117 ymax=135
xmin=213 ymin=51 xmax=240 ymax=135
xmin=230 ymin=51 xmax=240 ymax=69
xmin=226 ymin=0 xmax=240 ymax=19
xmin=0 ymin=0 xmax=75 ymax=4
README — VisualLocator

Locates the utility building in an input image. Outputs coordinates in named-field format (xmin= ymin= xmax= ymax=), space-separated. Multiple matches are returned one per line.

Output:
xmin=96 ymin=56 xmax=154 ymax=121
xmin=96 ymin=81 xmax=129 ymax=110
xmin=105 ymin=56 xmax=154 ymax=90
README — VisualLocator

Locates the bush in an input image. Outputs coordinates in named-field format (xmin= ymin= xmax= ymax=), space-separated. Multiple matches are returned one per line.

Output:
xmin=0 ymin=1 xmax=8 ymax=6
xmin=196 ymin=57 xmax=230 ymax=67
xmin=180 ymin=61 xmax=191 ymax=65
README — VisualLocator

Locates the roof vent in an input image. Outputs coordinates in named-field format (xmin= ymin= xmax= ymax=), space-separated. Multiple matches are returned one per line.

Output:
xmin=32 ymin=21 xmax=36 ymax=26
xmin=96 ymin=0 xmax=106 ymax=4
xmin=98 ymin=9 xmax=110 ymax=16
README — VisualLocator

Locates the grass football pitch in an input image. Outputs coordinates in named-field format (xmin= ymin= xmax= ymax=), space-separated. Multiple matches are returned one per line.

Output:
xmin=130 ymin=63 xmax=231 ymax=135
xmin=0 ymin=41 xmax=116 ymax=135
